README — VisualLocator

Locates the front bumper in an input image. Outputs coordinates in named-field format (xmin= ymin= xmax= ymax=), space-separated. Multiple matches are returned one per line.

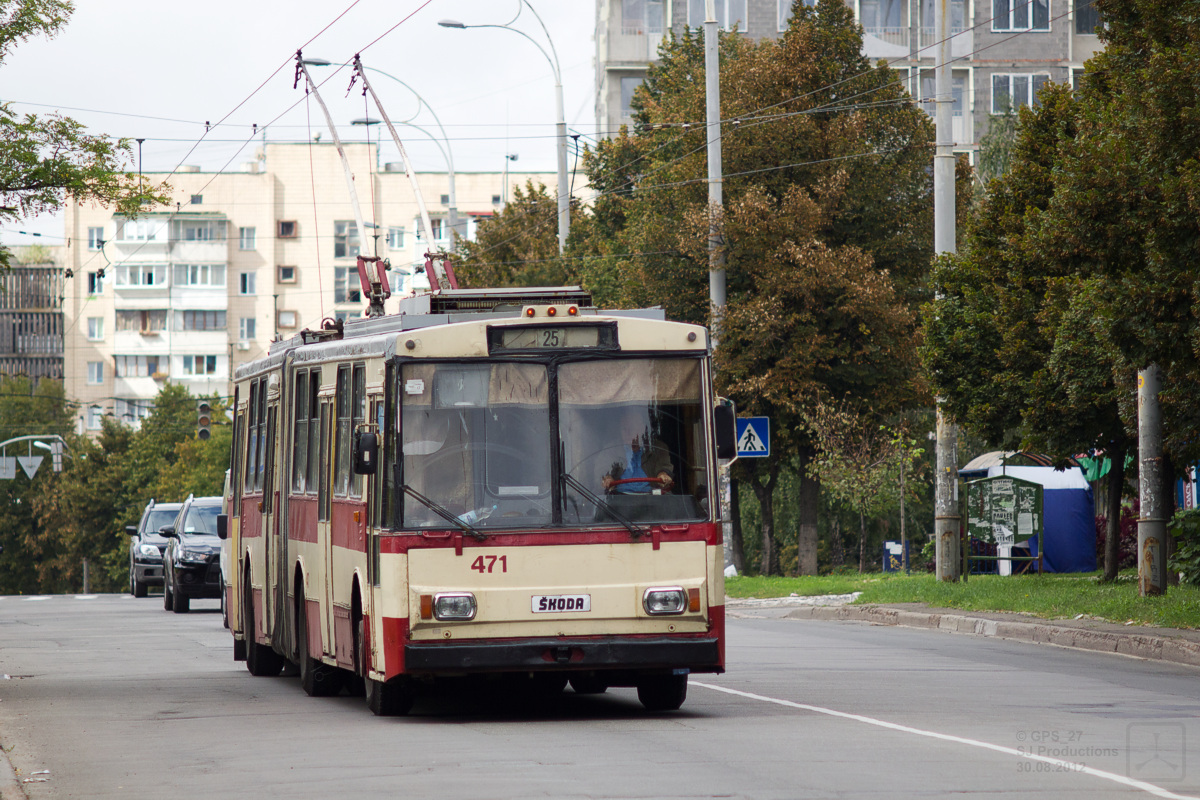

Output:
xmin=404 ymin=635 xmax=721 ymax=675
xmin=172 ymin=560 xmax=222 ymax=598
xmin=132 ymin=561 xmax=164 ymax=585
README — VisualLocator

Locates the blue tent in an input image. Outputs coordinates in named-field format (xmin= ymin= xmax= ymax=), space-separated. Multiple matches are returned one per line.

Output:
xmin=960 ymin=459 xmax=1096 ymax=573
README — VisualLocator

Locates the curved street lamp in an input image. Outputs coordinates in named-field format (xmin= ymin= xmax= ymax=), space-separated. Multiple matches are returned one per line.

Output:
xmin=439 ymin=2 xmax=569 ymax=254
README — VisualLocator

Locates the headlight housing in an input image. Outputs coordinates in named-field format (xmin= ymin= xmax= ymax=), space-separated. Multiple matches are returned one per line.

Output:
xmin=179 ymin=548 xmax=211 ymax=564
xmin=432 ymin=592 xmax=477 ymax=621
xmin=137 ymin=543 xmax=162 ymax=559
xmin=643 ymin=587 xmax=687 ymax=615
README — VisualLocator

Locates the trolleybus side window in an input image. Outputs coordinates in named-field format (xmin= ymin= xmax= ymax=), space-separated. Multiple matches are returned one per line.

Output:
xmin=230 ymin=387 xmax=242 ymax=516
xmin=399 ymin=362 xmax=551 ymax=529
xmin=291 ymin=370 xmax=309 ymax=494
xmin=335 ymin=366 xmax=351 ymax=497
xmin=262 ymin=404 xmax=276 ymax=512
xmin=381 ymin=363 xmax=397 ymax=532
xmin=244 ymin=379 xmax=258 ymax=493
xmin=351 ymin=364 xmax=366 ymax=498
xmin=306 ymin=373 xmax=320 ymax=494
xmin=559 ymin=358 xmax=706 ymax=524
xmin=255 ymin=377 xmax=267 ymax=493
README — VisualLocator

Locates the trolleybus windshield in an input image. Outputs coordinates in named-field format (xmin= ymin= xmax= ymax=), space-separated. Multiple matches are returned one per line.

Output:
xmin=396 ymin=357 xmax=709 ymax=529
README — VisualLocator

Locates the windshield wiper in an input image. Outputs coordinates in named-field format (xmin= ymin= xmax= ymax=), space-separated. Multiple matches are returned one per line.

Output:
xmin=402 ymin=485 xmax=487 ymax=541
xmin=560 ymin=473 xmax=644 ymax=538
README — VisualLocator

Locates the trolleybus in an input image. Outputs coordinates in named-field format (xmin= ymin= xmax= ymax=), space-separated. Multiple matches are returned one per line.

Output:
xmin=222 ymin=285 xmax=733 ymax=715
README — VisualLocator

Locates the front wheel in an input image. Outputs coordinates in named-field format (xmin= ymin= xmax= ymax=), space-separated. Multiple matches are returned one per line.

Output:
xmin=637 ymin=673 xmax=688 ymax=712
xmin=298 ymin=597 xmax=342 ymax=697
xmin=244 ymin=577 xmax=284 ymax=677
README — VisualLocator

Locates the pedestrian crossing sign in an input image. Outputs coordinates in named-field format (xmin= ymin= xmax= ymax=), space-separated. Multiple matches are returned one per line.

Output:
xmin=736 ymin=417 xmax=770 ymax=458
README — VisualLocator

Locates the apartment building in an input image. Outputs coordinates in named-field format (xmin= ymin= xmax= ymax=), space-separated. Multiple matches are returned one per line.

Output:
xmin=596 ymin=0 xmax=1103 ymax=151
xmin=0 ymin=264 xmax=64 ymax=383
xmin=62 ymin=142 xmax=555 ymax=434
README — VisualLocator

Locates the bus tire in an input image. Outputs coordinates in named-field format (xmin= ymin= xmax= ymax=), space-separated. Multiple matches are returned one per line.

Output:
xmin=359 ymin=617 xmax=413 ymax=716
xmin=244 ymin=577 xmax=284 ymax=677
xmin=637 ymin=673 xmax=687 ymax=712
xmin=298 ymin=597 xmax=342 ymax=697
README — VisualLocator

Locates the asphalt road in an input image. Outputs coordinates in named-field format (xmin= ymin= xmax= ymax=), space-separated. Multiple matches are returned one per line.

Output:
xmin=1 ymin=594 xmax=1199 ymax=800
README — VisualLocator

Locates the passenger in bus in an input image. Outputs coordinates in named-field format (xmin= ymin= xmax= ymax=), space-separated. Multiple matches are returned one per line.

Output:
xmin=601 ymin=407 xmax=675 ymax=494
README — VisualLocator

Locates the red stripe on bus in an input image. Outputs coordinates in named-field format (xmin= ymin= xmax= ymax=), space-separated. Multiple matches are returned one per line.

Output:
xmin=287 ymin=495 xmax=318 ymax=543
xmin=378 ymin=522 xmax=721 ymax=554
xmin=305 ymin=599 xmax=323 ymax=658
xmin=241 ymin=495 xmax=262 ymax=538
xmin=381 ymin=616 xmax=409 ymax=681
xmin=332 ymin=499 xmax=367 ymax=551
xmin=709 ymin=603 xmax=726 ymax=670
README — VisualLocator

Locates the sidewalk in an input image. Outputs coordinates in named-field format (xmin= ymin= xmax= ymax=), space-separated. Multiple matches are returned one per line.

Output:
xmin=726 ymin=597 xmax=1200 ymax=669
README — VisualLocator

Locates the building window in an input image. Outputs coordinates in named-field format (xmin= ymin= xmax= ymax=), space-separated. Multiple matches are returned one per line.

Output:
xmin=239 ymin=317 xmax=256 ymax=340
xmin=334 ymin=267 xmax=362 ymax=304
xmin=116 ymin=309 xmax=167 ymax=333
xmin=120 ymin=219 xmax=161 ymax=242
xmin=334 ymin=221 xmax=360 ymax=259
xmin=992 ymin=0 xmax=1048 ymax=31
xmin=622 ymin=0 xmax=665 ymax=34
xmin=688 ymin=0 xmax=747 ymax=31
xmin=416 ymin=218 xmax=446 ymax=242
xmin=440 ymin=194 xmax=450 ymax=205
xmin=278 ymin=220 xmax=297 ymax=239
xmin=87 ymin=405 xmax=103 ymax=430
xmin=992 ymin=73 xmax=1051 ymax=114
xmin=278 ymin=310 xmax=298 ymax=328
xmin=114 ymin=398 xmax=152 ymax=425
xmin=334 ymin=310 xmax=358 ymax=324
xmin=115 ymin=355 xmax=162 ymax=378
xmin=87 ymin=227 xmax=104 ymax=250
xmin=239 ymin=227 xmax=256 ymax=250
xmin=277 ymin=265 xmax=297 ymax=283
xmin=1074 ymin=0 xmax=1100 ymax=33
xmin=861 ymin=0 xmax=903 ymax=33
xmin=920 ymin=71 xmax=966 ymax=118
xmin=190 ymin=194 xmax=203 ymax=205
xmin=87 ymin=361 xmax=104 ymax=385
xmin=114 ymin=264 xmax=165 ymax=287
xmin=779 ymin=0 xmax=816 ymax=29
xmin=86 ymin=317 xmax=104 ymax=341
xmin=182 ymin=355 xmax=218 ymax=376
xmin=173 ymin=264 xmax=226 ymax=287
xmin=620 ymin=77 xmax=643 ymax=122
xmin=492 ymin=195 xmax=502 ymax=205
xmin=87 ymin=272 xmax=103 ymax=295
xmin=386 ymin=227 xmax=405 ymax=249
xmin=239 ymin=272 xmax=257 ymax=295
xmin=176 ymin=310 xmax=227 ymax=331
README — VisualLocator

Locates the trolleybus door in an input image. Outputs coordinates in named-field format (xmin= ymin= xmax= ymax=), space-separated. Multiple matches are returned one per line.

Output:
xmin=263 ymin=400 xmax=282 ymax=637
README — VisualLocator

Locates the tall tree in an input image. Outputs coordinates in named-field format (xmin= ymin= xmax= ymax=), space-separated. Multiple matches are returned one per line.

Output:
xmin=0 ymin=0 xmax=167 ymax=268
xmin=579 ymin=0 xmax=937 ymax=572
xmin=453 ymin=181 xmax=572 ymax=289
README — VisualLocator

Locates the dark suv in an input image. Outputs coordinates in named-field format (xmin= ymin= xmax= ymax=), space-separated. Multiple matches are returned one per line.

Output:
xmin=161 ymin=495 xmax=223 ymax=613
xmin=126 ymin=501 xmax=184 ymax=597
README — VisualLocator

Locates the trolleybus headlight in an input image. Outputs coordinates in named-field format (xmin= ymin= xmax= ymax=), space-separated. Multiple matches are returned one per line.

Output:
xmin=433 ymin=592 xmax=477 ymax=621
xmin=643 ymin=587 xmax=687 ymax=615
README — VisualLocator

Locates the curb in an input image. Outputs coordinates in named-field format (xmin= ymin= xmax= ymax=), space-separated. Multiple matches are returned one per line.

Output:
xmin=781 ymin=605 xmax=1200 ymax=669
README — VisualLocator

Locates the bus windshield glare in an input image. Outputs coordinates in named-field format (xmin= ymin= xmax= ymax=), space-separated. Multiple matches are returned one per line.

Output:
xmin=398 ymin=358 xmax=708 ymax=529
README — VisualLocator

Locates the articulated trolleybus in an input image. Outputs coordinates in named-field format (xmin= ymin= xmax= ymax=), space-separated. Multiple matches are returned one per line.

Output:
xmin=224 ymin=285 xmax=733 ymax=715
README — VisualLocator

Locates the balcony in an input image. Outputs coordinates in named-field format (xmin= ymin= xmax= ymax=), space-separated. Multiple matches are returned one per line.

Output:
xmin=919 ymin=26 xmax=971 ymax=59
xmin=861 ymin=26 xmax=910 ymax=59
xmin=606 ymin=24 xmax=663 ymax=64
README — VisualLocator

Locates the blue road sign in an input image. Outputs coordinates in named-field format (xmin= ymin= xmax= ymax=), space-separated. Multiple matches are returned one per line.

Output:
xmin=736 ymin=417 xmax=770 ymax=458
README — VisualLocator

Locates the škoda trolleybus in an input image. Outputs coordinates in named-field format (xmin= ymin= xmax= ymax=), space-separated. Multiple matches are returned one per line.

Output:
xmin=223 ymin=286 xmax=734 ymax=715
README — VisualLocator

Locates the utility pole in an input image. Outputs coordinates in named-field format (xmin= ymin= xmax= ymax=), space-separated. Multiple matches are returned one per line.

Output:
xmin=933 ymin=0 xmax=960 ymax=581
xmin=704 ymin=0 xmax=734 ymax=575
xmin=1137 ymin=365 xmax=1167 ymax=595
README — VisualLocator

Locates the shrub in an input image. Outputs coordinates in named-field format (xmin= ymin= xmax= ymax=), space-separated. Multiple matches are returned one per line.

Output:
xmin=1095 ymin=502 xmax=1138 ymax=571
xmin=1168 ymin=509 xmax=1200 ymax=586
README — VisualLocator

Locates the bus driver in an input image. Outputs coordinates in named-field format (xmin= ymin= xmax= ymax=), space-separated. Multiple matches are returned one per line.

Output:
xmin=600 ymin=407 xmax=675 ymax=494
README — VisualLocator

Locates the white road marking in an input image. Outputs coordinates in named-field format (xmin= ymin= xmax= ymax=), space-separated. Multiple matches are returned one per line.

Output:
xmin=74 ymin=595 xmax=99 ymax=600
xmin=23 ymin=596 xmax=50 ymax=601
xmin=693 ymin=682 xmax=1198 ymax=800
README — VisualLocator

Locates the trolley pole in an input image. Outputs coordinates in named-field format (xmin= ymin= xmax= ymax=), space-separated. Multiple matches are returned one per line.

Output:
xmin=933 ymin=0 xmax=960 ymax=581
xmin=704 ymin=0 xmax=734 ymax=574
xmin=1137 ymin=365 xmax=1167 ymax=596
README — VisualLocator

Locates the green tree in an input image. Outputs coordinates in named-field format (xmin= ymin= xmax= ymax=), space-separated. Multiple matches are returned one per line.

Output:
xmin=578 ymin=1 xmax=938 ymax=573
xmin=804 ymin=400 xmax=921 ymax=572
xmin=0 ymin=0 xmax=168 ymax=268
xmin=453 ymin=181 xmax=572 ymax=289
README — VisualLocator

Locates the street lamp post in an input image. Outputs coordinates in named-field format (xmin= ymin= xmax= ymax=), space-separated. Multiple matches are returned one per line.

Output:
xmin=439 ymin=3 xmax=570 ymax=254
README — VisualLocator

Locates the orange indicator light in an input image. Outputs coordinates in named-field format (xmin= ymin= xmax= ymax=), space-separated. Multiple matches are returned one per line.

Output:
xmin=688 ymin=588 xmax=701 ymax=613
xmin=420 ymin=594 xmax=433 ymax=619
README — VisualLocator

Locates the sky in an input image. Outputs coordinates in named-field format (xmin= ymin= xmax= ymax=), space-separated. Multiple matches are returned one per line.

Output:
xmin=0 ymin=0 xmax=596 ymax=249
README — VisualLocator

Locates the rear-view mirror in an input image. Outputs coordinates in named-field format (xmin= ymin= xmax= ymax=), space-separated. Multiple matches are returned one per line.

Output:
xmin=216 ymin=513 xmax=228 ymax=540
xmin=158 ymin=525 xmax=177 ymax=538
xmin=714 ymin=402 xmax=737 ymax=461
xmin=125 ymin=525 xmax=138 ymax=536
xmin=354 ymin=431 xmax=379 ymax=475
